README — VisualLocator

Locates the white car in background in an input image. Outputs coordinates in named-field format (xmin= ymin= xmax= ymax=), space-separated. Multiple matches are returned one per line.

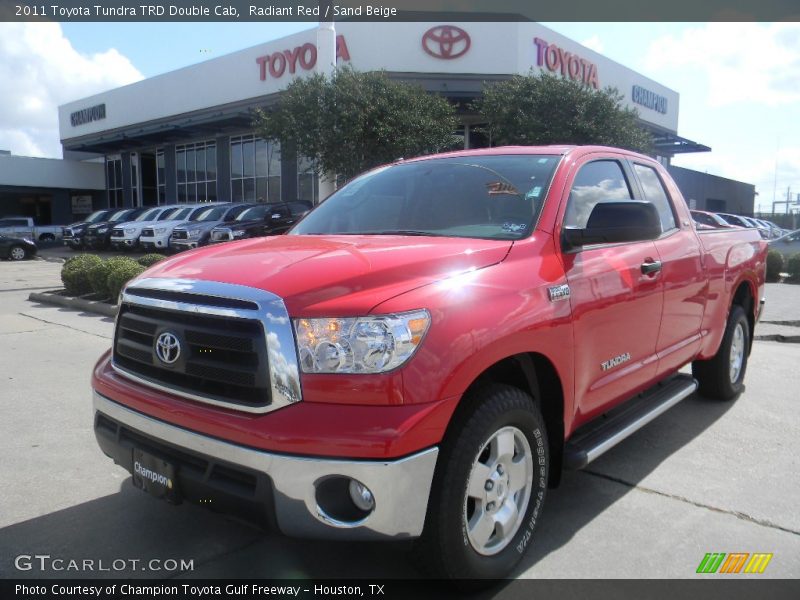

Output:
xmin=138 ymin=204 xmax=227 ymax=251
xmin=109 ymin=204 xmax=182 ymax=250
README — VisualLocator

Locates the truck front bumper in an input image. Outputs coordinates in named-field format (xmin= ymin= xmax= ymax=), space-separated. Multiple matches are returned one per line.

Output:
xmin=93 ymin=391 xmax=438 ymax=540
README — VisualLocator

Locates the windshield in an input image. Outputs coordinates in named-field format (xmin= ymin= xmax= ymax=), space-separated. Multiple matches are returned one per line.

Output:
xmin=108 ymin=210 xmax=132 ymax=222
xmin=191 ymin=206 xmax=228 ymax=222
xmin=291 ymin=155 xmax=560 ymax=240
xmin=235 ymin=205 xmax=272 ymax=221
xmin=134 ymin=208 xmax=162 ymax=221
xmin=86 ymin=210 xmax=108 ymax=223
xmin=161 ymin=207 xmax=191 ymax=221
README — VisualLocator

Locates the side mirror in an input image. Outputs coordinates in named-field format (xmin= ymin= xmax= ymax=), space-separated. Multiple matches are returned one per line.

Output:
xmin=563 ymin=201 xmax=662 ymax=250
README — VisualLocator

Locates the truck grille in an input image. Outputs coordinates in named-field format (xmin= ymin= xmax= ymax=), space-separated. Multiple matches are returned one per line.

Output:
xmin=63 ymin=228 xmax=74 ymax=239
xmin=172 ymin=230 xmax=188 ymax=240
xmin=113 ymin=302 xmax=271 ymax=409
xmin=111 ymin=229 xmax=124 ymax=238
xmin=142 ymin=228 xmax=155 ymax=237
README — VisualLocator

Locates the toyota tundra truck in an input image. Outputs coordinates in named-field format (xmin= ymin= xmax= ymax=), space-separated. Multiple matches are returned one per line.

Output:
xmin=92 ymin=146 xmax=766 ymax=579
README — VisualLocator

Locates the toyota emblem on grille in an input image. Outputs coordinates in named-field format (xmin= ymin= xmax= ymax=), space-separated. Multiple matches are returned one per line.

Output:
xmin=422 ymin=25 xmax=471 ymax=60
xmin=155 ymin=331 xmax=181 ymax=365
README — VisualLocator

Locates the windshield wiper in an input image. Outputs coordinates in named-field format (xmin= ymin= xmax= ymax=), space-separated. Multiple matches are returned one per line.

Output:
xmin=360 ymin=230 xmax=444 ymax=237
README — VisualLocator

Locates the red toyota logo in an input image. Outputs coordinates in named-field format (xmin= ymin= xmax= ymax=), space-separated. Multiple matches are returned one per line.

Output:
xmin=422 ymin=25 xmax=471 ymax=60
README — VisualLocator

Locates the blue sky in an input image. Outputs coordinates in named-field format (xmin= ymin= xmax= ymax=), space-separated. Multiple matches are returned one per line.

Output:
xmin=3 ymin=21 xmax=799 ymax=212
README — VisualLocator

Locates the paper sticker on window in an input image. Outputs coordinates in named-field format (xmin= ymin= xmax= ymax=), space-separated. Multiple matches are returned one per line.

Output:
xmin=502 ymin=222 xmax=527 ymax=233
xmin=525 ymin=186 xmax=542 ymax=199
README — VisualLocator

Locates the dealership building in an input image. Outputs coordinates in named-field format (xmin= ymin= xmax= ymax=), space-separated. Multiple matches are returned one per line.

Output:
xmin=43 ymin=21 xmax=754 ymax=221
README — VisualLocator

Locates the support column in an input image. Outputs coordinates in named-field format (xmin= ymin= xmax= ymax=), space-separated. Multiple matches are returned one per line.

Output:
xmin=280 ymin=140 xmax=298 ymax=203
xmin=164 ymin=144 xmax=177 ymax=203
xmin=121 ymin=152 xmax=133 ymax=208
xmin=216 ymin=136 xmax=231 ymax=202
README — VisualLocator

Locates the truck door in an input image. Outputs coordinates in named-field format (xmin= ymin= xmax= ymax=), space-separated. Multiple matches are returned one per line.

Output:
xmin=559 ymin=158 xmax=664 ymax=424
xmin=630 ymin=162 xmax=705 ymax=374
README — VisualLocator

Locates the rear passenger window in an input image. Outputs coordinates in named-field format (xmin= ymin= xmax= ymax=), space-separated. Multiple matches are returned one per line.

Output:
xmin=633 ymin=164 xmax=677 ymax=232
xmin=564 ymin=160 xmax=633 ymax=229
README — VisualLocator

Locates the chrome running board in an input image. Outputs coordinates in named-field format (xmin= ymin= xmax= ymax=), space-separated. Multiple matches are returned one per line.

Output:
xmin=564 ymin=374 xmax=697 ymax=470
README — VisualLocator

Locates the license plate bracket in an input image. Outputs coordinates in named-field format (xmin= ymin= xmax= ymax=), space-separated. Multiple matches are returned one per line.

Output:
xmin=132 ymin=448 xmax=181 ymax=504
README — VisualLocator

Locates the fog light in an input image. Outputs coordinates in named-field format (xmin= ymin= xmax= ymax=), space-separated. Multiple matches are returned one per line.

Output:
xmin=348 ymin=479 xmax=375 ymax=512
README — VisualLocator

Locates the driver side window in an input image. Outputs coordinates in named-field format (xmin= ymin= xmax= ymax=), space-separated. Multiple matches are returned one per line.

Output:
xmin=564 ymin=160 xmax=634 ymax=229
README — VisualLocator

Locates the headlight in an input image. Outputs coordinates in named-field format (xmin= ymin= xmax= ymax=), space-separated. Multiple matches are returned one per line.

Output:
xmin=97 ymin=227 xmax=108 ymax=234
xmin=154 ymin=227 xmax=167 ymax=234
xmin=124 ymin=228 xmax=136 ymax=235
xmin=233 ymin=230 xmax=246 ymax=238
xmin=293 ymin=310 xmax=430 ymax=374
xmin=187 ymin=229 xmax=201 ymax=239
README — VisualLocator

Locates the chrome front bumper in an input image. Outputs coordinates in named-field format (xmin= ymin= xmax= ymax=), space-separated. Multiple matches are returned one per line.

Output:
xmin=93 ymin=392 xmax=438 ymax=540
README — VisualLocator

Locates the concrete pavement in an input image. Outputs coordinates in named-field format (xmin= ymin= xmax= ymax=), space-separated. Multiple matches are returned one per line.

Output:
xmin=0 ymin=262 xmax=798 ymax=582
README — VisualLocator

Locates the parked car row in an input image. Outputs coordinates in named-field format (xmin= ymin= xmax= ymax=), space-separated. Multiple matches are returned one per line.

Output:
xmin=62 ymin=201 xmax=313 ymax=253
xmin=767 ymin=228 xmax=800 ymax=257
xmin=689 ymin=210 xmax=788 ymax=239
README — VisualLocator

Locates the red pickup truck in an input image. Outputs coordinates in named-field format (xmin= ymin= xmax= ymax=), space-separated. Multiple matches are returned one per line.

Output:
xmin=92 ymin=146 xmax=766 ymax=579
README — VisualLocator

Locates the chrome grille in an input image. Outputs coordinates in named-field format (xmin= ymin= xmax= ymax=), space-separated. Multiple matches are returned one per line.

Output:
xmin=111 ymin=229 xmax=125 ymax=238
xmin=141 ymin=228 xmax=155 ymax=237
xmin=172 ymin=230 xmax=188 ymax=240
xmin=112 ymin=278 xmax=302 ymax=414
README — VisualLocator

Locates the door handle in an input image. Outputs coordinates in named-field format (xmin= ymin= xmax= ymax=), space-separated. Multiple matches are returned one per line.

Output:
xmin=641 ymin=260 xmax=662 ymax=275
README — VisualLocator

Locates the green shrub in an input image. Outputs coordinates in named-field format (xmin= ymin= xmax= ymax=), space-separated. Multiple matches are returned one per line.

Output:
xmin=87 ymin=256 xmax=139 ymax=298
xmin=107 ymin=262 xmax=146 ymax=301
xmin=61 ymin=254 xmax=103 ymax=295
xmin=765 ymin=250 xmax=784 ymax=283
xmin=786 ymin=253 xmax=800 ymax=283
xmin=137 ymin=253 xmax=165 ymax=268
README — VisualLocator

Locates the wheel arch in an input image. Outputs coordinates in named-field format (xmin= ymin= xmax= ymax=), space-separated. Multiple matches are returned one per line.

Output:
xmin=450 ymin=352 xmax=566 ymax=488
xmin=730 ymin=277 xmax=756 ymax=354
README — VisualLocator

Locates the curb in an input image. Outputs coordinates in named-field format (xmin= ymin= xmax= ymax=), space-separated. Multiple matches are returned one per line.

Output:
xmin=28 ymin=289 xmax=118 ymax=318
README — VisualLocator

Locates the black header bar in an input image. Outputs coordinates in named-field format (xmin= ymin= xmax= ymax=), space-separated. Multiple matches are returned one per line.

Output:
xmin=1 ymin=0 xmax=799 ymax=22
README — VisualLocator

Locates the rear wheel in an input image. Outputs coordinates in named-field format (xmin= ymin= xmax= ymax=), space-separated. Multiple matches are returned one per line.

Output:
xmin=692 ymin=304 xmax=750 ymax=400
xmin=416 ymin=384 xmax=548 ymax=580
xmin=9 ymin=245 xmax=28 ymax=261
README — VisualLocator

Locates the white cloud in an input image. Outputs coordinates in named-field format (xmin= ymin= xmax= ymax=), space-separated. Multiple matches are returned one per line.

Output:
xmin=580 ymin=35 xmax=604 ymax=54
xmin=0 ymin=22 xmax=143 ymax=158
xmin=644 ymin=23 xmax=800 ymax=108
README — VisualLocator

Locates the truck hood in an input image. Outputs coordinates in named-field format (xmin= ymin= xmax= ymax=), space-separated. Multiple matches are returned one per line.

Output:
xmin=173 ymin=220 xmax=224 ymax=232
xmin=142 ymin=234 xmax=512 ymax=315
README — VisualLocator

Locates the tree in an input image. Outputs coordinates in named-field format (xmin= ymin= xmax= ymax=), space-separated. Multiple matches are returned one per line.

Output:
xmin=474 ymin=73 xmax=653 ymax=153
xmin=254 ymin=67 xmax=459 ymax=182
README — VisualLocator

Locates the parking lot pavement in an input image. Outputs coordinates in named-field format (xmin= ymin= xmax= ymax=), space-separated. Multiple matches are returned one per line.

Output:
xmin=0 ymin=260 xmax=798 ymax=581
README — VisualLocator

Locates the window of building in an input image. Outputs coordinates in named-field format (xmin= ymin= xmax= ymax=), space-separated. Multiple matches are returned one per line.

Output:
xmin=633 ymin=163 xmax=677 ymax=232
xmin=176 ymin=141 xmax=217 ymax=203
xmin=106 ymin=155 xmax=123 ymax=208
xmin=564 ymin=160 xmax=633 ymax=229
xmin=297 ymin=156 xmax=318 ymax=205
xmin=230 ymin=135 xmax=281 ymax=202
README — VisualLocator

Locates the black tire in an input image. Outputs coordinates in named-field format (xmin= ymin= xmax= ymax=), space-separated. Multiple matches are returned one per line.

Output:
xmin=8 ymin=245 xmax=28 ymax=261
xmin=415 ymin=384 xmax=549 ymax=580
xmin=692 ymin=305 xmax=750 ymax=400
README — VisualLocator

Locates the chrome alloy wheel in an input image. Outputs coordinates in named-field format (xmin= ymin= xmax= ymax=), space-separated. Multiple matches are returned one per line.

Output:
xmin=729 ymin=322 xmax=745 ymax=384
xmin=9 ymin=246 xmax=26 ymax=260
xmin=464 ymin=426 xmax=533 ymax=556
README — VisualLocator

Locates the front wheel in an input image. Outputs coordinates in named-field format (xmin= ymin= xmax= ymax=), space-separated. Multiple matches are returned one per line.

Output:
xmin=692 ymin=304 xmax=750 ymax=400
xmin=416 ymin=384 xmax=548 ymax=580
xmin=9 ymin=245 xmax=28 ymax=261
